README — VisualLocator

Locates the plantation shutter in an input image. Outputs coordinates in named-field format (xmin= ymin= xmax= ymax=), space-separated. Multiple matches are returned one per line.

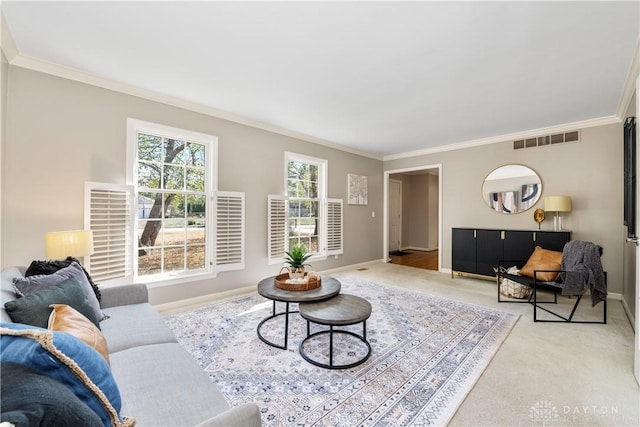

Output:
xmin=268 ymin=195 xmax=287 ymax=264
xmin=214 ymin=191 xmax=245 ymax=271
xmin=327 ymin=198 xmax=343 ymax=255
xmin=84 ymin=182 xmax=134 ymax=283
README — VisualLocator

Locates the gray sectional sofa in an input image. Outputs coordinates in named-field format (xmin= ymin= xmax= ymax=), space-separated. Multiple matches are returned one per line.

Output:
xmin=1 ymin=266 xmax=262 ymax=426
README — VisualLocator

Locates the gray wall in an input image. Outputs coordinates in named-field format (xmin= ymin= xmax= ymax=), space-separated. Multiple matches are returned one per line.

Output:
xmin=407 ymin=174 xmax=431 ymax=250
xmin=2 ymin=66 xmax=383 ymax=305
xmin=385 ymin=123 xmax=626 ymax=294
xmin=1 ymin=52 xmax=7 ymax=266
xmin=427 ymin=173 xmax=439 ymax=249
xmin=2 ymin=63 xmax=635 ymax=302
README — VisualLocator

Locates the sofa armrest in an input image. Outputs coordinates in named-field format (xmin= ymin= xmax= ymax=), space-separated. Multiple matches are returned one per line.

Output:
xmin=99 ymin=283 xmax=149 ymax=308
xmin=195 ymin=403 xmax=262 ymax=427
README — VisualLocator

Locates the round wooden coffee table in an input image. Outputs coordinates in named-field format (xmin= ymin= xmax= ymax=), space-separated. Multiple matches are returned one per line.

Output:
xmin=298 ymin=294 xmax=372 ymax=369
xmin=257 ymin=275 xmax=341 ymax=350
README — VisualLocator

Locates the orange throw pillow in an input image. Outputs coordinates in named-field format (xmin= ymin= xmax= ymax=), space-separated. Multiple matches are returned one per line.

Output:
xmin=519 ymin=246 xmax=563 ymax=282
xmin=48 ymin=303 xmax=110 ymax=364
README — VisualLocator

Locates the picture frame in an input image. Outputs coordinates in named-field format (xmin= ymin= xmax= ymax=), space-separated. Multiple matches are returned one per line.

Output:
xmin=348 ymin=173 xmax=368 ymax=205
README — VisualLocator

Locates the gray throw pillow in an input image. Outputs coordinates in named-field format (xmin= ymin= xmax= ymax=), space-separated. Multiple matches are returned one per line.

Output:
xmin=4 ymin=277 xmax=100 ymax=328
xmin=13 ymin=262 xmax=106 ymax=322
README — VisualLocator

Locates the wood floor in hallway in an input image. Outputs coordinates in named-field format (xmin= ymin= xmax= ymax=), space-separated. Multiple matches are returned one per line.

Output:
xmin=388 ymin=249 xmax=438 ymax=270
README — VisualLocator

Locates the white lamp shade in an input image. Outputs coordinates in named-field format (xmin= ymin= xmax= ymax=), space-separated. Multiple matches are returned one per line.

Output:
xmin=544 ymin=196 xmax=572 ymax=212
xmin=45 ymin=230 xmax=94 ymax=260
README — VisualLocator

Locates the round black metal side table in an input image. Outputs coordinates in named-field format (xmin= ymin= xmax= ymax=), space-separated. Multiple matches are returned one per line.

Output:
xmin=298 ymin=293 xmax=372 ymax=369
xmin=256 ymin=275 xmax=341 ymax=350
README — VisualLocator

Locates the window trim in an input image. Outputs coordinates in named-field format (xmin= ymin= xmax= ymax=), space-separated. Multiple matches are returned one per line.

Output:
xmin=126 ymin=118 xmax=218 ymax=283
xmin=284 ymin=151 xmax=328 ymax=261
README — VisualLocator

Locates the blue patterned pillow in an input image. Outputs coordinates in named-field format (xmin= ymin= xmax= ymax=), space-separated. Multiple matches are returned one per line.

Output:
xmin=1 ymin=362 xmax=103 ymax=426
xmin=0 ymin=322 xmax=134 ymax=427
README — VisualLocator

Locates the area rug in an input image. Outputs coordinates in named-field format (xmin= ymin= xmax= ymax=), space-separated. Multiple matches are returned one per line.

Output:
xmin=164 ymin=276 xmax=519 ymax=426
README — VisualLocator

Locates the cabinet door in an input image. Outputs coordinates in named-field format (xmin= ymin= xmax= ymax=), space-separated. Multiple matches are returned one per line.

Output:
xmin=535 ymin=231 xmax=571 ymax=252
xmin=503 ymin=230 xmax=534 ymax=267
xmin=452 ymin=228 xmax=476 ymax=274
xmin=476 ymin=229 xmax=503 ymax=277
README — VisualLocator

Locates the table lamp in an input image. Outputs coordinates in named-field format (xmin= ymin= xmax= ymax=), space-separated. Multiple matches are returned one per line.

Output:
xmin=45 ymin=230 xmax=94 ymax=261
xmin=543 ymin=196 xmax=572 ymax=231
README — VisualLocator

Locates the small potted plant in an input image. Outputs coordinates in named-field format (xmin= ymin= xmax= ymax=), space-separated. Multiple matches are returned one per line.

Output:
xmin=284 ymin=244 xmax=312 ymax=279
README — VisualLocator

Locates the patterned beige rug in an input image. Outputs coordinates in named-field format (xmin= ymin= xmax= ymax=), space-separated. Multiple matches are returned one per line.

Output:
xmin=165 ymin=275 xmax=519 ymax=426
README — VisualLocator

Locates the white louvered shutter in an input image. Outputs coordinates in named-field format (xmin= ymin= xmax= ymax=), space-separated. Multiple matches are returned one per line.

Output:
xmin=84 ymin=182 xmax=134 ymax=283
xmin=214 ymin=191 xmax=245 ymax=271
xmin=268 ymin=195 xmax=287 ymax=264
xmin=327 ymin=198 xmax=343 ymax=255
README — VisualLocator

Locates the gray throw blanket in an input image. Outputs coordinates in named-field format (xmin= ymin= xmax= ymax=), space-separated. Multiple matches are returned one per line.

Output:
xmin=560 ymin=240 xmax=606 ymax=306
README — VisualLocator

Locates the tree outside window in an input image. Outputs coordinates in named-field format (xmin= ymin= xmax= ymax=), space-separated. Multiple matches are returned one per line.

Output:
xmin=137 ymin=133 xmax=207 ymax=276
xmin=287 ymin=159 xmax=320 ymax=253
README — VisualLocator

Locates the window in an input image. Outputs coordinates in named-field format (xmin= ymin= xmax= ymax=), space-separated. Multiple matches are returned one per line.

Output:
xmin=286 ymin=153 xmax=326 ymax=254
xmin=268 ymin=153 xmax=342 ymax=264
xmin=120 ymin=119 xmax=245 ymax=283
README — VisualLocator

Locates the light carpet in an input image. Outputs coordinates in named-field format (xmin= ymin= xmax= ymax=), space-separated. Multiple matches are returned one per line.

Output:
xmin=164 ymin=276 xmax=519 ymax=426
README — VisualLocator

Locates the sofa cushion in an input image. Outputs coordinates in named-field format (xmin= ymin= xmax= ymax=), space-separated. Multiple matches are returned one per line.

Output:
xmin=4 ymin=278 xmax=100 ymax=329
xmin=1 ymin=362 xmax=103 ymax=427
xmin=48 ymin=303 xmax=110 ymax=364
xmin=110 ymin=343 xmax=230 ymax=426
xmin=100 ymin=303 xmax=177 ymax=353
xmin=13 ymin=262 xmax=106 ymax=322
xmin=0 ymin=322 xmax=133 ymax=427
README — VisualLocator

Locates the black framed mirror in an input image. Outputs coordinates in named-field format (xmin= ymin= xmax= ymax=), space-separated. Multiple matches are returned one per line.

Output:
xmin=482 ymin=165 xmax=542 ymax=214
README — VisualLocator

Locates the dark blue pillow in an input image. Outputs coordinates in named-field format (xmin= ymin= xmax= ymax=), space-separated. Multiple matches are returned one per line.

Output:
xmin=14 ymin=261 xmax=106 ymax=322
xmin=4 ymin=277 xmax=100 ymax=329
xmin=0 ymin=322 xmax=132 ymax=427
xmin=1 ymin=362 xmax=103 ymax=427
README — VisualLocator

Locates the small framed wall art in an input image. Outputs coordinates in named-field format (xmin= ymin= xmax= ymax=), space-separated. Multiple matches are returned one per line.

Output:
xmin=348 ymin=173 xmax=368 ymax=205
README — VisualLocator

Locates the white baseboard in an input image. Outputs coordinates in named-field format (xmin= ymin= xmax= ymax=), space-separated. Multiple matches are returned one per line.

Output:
xmin=622 ymin=296 xmax=636 ymax=331
xmin=607 ymin=292 xmax=622 ymax=301
xmin=401 ymin=246 xmax=439 ymax=252
xmin=154 ymin=259 xmax=387 ymax=314
xmin=155 ymin=284 xmax=256 ymax=315
xmin=319 ymin=259 xmax=386 ymax=275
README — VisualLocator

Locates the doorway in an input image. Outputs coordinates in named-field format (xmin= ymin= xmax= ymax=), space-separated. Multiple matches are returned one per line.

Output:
xmin=384 ymin=165 xmax=442 ymax=272
xmin=389 ymin=179 xmax=402 ymax=253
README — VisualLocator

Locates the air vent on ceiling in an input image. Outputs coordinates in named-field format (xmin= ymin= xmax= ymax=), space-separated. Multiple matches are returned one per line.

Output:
xmin=513 ymin=130 xmax=580 ymax=150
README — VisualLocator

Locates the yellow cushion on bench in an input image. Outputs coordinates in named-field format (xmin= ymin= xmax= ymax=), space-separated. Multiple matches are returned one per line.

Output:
xmin=519 ymin=246 xmax=562 ymax=282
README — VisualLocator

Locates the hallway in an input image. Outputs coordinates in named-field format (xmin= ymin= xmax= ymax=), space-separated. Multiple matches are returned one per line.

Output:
xmin=389 ymin=249 xmax=438 ymax=270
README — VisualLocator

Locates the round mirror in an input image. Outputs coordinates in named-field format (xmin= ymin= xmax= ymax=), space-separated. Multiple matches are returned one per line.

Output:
xmin=482 ymin=165 xmax=542 ymax=214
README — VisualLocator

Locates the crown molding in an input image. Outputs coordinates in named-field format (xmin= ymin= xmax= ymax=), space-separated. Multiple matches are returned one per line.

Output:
xmin=382 ymin=115 xmax=621 ymax=162
xmin=8 ymin=52 xmax=383 ymax=161
xmin=1 ymin=12 xmax=18 ymax=62
xmin=2 ymin=13 xmax=634 ymax=164
xmin=617 ymin=38 xmax=640 ymax=119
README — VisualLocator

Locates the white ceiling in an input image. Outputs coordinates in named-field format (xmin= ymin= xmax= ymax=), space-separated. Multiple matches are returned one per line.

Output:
xmin=2 ymin=1 xmax=639 ymax=160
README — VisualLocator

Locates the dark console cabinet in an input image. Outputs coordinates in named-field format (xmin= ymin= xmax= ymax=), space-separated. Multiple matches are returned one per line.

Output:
xmin=476 ymin=229 xmax=503 ymax=277
xmin=452 ymin=228 xmax=570 ymax=279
